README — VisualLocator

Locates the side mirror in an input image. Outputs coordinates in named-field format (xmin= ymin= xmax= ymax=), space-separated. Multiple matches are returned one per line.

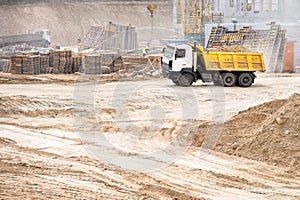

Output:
xmin=175 ymin=54 xmax=178 ymax=60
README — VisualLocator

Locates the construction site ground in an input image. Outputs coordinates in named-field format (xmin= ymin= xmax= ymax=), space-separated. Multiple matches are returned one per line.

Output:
xmin=0 ymin=72 xmax=299 ymax=199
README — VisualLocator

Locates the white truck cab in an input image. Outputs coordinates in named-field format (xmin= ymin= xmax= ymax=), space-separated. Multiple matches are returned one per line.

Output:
xmin=162 ymin=43 xmax=193 ymax=72
xmin=162 ymin=43 xmax=195 ymax=86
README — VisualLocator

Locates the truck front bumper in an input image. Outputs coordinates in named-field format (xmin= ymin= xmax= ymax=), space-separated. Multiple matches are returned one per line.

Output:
xmin=162 ymin=63 xmax=180 ymax=81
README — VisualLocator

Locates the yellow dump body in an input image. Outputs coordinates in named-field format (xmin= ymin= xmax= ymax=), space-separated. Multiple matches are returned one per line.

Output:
xmin=197 ymin=46 xmax=266 ymax=72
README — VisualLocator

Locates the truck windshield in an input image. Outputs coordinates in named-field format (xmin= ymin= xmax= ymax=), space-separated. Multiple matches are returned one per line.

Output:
xmin=163 ymin=46 xmax=174 ymax=59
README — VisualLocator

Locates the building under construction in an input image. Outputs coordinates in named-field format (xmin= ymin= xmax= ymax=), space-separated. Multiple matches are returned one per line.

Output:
xmin=173 ymin=0 xmax=300 ymax=72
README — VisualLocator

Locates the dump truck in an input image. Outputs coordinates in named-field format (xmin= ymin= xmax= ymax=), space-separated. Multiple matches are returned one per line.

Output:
xmin=162 ymin=43 xmax=265 ymax=87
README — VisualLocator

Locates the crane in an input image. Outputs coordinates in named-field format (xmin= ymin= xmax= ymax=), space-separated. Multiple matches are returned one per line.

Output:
xmin=147 ymin=1 xmax=157 ymax=47
xmin=176 ymin=0 xmax=212 ymax=44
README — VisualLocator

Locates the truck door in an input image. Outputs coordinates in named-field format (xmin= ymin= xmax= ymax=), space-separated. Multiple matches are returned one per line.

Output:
xmin=173 ymin=48 xmax=188 ymax=71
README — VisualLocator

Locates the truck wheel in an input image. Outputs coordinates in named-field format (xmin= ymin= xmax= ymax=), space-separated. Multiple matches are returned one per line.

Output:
xmin=179 ymin=73 xmax=193 ymax=87
xmin=238 ymin=73 xmax=253 ymax=87
xmin=222 ymin=73 xmax=236 ymax=87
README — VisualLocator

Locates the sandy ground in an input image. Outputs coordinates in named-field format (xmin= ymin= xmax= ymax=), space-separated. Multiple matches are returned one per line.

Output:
xmin=0 ymin=72 xmax=300 ymax=199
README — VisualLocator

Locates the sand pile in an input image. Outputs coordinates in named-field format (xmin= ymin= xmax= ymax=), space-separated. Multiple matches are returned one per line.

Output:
xmin=195 ymin=93 xmax=300 ymax=171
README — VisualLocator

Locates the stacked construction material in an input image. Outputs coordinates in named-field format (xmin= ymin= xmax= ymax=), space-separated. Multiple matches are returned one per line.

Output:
xmin=49 ymin=50 xmax=54 ymax=73
xmin=122 ymin=56 xmax=148 ymax=65
xmin=58 ymin=50 xmax=66 ymax=73
xmin=72 ymin=56 xmax=82 ymax=73
xmin=84 ymin=53 xmax=123 ymax=74
xmin=0 ymin=59 xmax=11 ymax=73
xmin=22 ymin=55 xmax=40 ymax=75
xmin=52 ymin=50 xmax=60 ymax=74
xmin=40 ymin=53 xmax=50 ymax=74
xmin=101 ymin=53 xmax=123 ymax=73
xmin=80 ymin=23 xmax=137 ymax=52
xmin=11 ymin=55 xmax=23 ymax=74
xmin=3 ymin=50 xmax=86 ymax=75
xmin=65 ymin=50 xmax=72 ymax=74
xmin=122 ymin=55 xmax=161 ymax=71
xmin=84 ymin=55 xmax=103 ymax=74
xmin=54 ymin=50 xmax=73 ymax=74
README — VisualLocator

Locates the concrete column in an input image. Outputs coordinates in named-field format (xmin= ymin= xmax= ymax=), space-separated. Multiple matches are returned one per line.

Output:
xmin=173 ymin=0 xmax=177 ymax=27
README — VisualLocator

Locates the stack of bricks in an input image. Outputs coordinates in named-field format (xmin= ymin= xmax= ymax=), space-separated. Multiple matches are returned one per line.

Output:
xmin=65 ymin=50 xmax=72 ymax=74
xmin=4 ymin=59 xmax=11 ymax=73
xmin=83 ymin=53 xmax=124 ymax=74
xmin=11 ymin=55 xmax=23 ymax=74
xmin=71 ymin=56 xmax=82 ymax=73
xmin=52 ymin=50 xmax=60 ymax=74
xmin=22 ymin=55 xmax=40 ymax=75
xmin=53 ymin=50 xmax=73 ymax=74
xmin=40 ymin=53 xmax=50 ymax=74
xmin=5 ymin=50 xmax=88 ymax=75
xmin=58 ymin=50 xmax=66 ymax=73
xmin=49 ymin=50 xmax=54 ymax=73
xmin=0 ymin=58 xmax=12 ymax=73
xmin=84 ymin=55 xmax=103 ymax=74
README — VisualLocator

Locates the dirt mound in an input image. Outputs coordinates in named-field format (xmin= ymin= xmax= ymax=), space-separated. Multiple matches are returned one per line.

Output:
xmin=0 ymin=1 xmax=173 ymax=46
xmin=194 ymin=93 xmax=300 ymax=172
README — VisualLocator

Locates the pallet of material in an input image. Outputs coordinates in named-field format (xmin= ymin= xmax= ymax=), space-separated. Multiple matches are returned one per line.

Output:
xmin=72 ymin=56 xmax=82 ymax=73
xmin=84 ymin=55 xmax=103 ymax=74
xmin=40 ymin=53 xmax=50 ymax=74
xmin=83 ymin=52 xmax=124 ymax=74
xmin=0 ymin=59 xmax=11 ymax=73
xmin=11 ymin=55 xmax=23 ymax=74
xmin=52 ymin=51 xmax=60 ymax=74
xmin=53 ymin=50 xmax=72 ymax=74
xmin=22 ymin=55 xmax=41 ymax=75
xmin=64 ymin=50 xmax=72 ymax=74
xmin=58 ymin=50 xmax=66 ymax=73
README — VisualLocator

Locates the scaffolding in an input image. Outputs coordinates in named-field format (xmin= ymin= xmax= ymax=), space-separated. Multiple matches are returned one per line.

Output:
xmin=253 ymin=0 xmax=278 ymax=12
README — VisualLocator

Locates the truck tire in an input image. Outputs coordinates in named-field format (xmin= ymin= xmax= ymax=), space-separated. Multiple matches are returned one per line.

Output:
xmin=179 ymin=73 xmax=193 ymax=87
xmin=238 ymin=73 xmax=253 ymax=87
xmin=222 ymin=73 xmax=236 ymax=87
